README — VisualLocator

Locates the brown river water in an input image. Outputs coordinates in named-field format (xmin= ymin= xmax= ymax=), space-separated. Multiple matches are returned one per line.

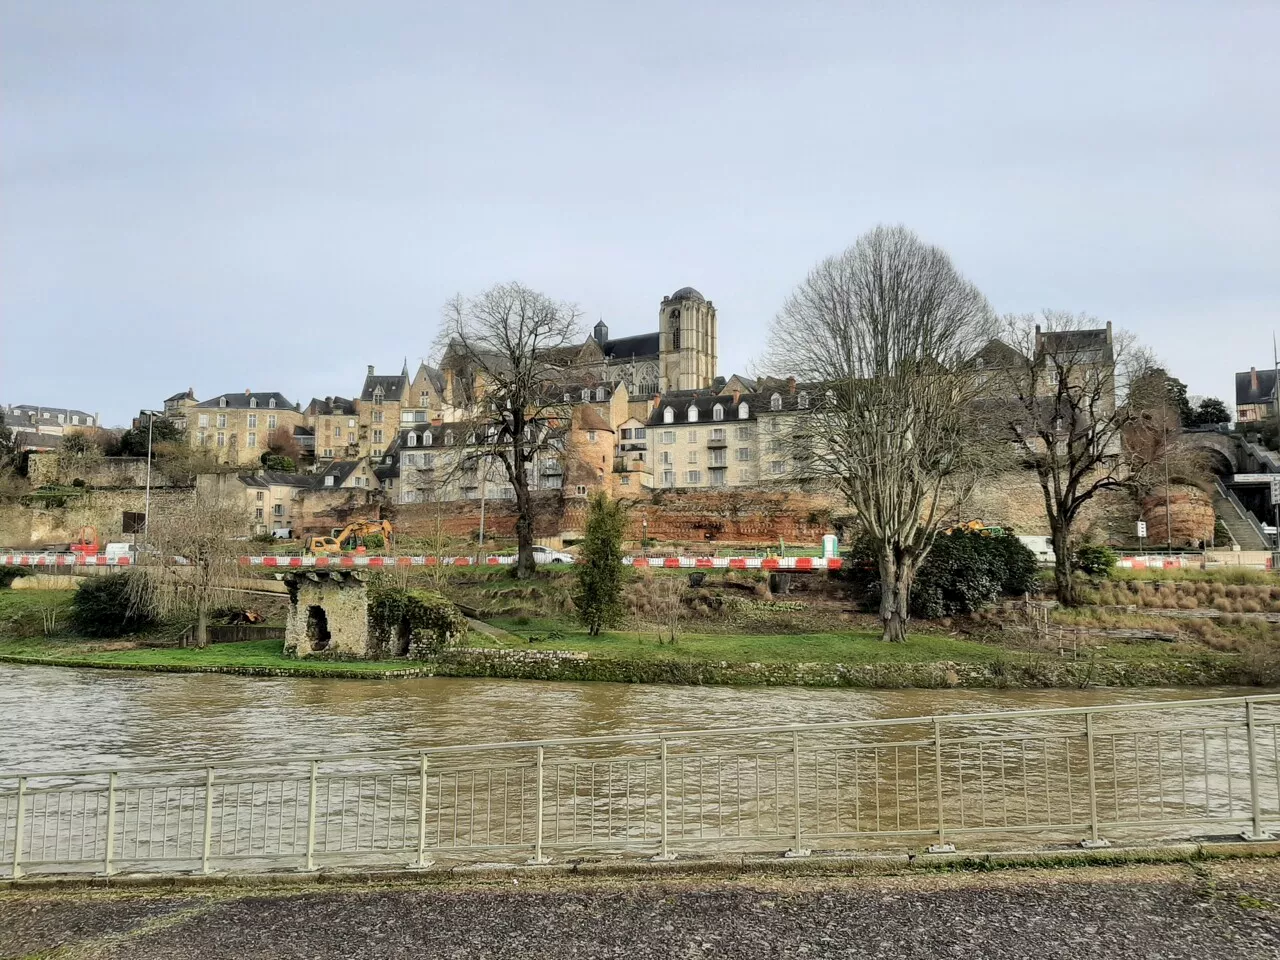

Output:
xmin=0 ymin=663 xmax=1269 ymax=773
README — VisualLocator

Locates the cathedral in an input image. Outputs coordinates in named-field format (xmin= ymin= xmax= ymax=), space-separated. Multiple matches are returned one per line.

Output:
xmin=589 ymin=286 xmax=719 ymax=397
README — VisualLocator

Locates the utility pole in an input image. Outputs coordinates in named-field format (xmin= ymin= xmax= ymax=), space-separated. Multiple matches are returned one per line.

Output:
xmin=142 ymin=410 xmax=159 ymax=549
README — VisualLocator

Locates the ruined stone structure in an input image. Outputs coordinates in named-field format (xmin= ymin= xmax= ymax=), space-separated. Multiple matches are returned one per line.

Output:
xmin=284 ymin=571 xmax=372 ymax=658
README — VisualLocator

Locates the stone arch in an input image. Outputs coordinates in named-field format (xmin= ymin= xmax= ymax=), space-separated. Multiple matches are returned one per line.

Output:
xmin=1177 ymin=430 xmax=1243 ymax=476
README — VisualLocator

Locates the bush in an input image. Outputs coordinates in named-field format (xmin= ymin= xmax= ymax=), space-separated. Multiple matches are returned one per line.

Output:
xmin=846 ymin=531 xmax=1039 ymax=618
xmin=260 ymin=453 xmax=297 ymax=472
xmin=0 ymin=565 xmax=30 ymax=589
xmin=362 ymin=532 xmax=385 ymax=550
xmin=1074 ymin=544 xmax=1118 ymax=578
xmin=70 ymin=574 xmax=154 ymax=637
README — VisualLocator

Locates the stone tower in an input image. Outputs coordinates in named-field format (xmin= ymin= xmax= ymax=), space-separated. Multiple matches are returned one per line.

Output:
xmin=658 ymin=287 xmax=717 ymax=391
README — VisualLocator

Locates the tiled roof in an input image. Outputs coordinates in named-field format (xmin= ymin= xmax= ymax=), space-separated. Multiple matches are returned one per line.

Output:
xmin=306 ymin=396 xmax=356 ymax=416
xmin=195 ymin=392 xmax=294 ymax=410
xmin=360 ymin=374 xmax=408 ymax=402
xmin=1236 ymin=368 xmax=1278 ymax=408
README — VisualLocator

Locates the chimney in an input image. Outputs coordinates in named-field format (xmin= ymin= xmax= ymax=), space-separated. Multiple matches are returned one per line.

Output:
xmin=245 ymin=388 xmax=251 ymax=395
xmin=787 ymin=377 xmax=797 ymax=394
xmin=1105 ymin=320 xmax=1112 ymax=343
xmin=367 ymin=364 xmax=375 ymax=376
xmin=731 ymin=389 xmax=740 ymax=405
xmin=1252 ymin=367 xmax=1260 ymax=392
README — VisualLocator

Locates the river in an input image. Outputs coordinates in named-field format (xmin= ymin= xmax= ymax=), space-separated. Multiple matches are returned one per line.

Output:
xmin=0 ymin=663 xmax=1269 ymax=773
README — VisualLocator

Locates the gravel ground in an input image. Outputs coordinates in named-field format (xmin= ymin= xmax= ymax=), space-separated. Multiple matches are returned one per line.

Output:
xmin=2 ymin=861 xmax=1278 ymax=959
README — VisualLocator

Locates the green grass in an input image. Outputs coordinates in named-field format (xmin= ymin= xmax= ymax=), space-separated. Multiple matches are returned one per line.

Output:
xmin=483 ymin=616 xmax=1011 ymax=664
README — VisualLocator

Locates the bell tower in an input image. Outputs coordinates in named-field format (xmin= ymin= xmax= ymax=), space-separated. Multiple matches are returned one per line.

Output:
xmin=658 ymin=286 xmax=717 ymax=391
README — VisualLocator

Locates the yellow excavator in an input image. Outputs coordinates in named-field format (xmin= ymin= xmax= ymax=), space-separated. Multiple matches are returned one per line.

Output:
xmin=306 ymin=519 xmax=394 ymax=556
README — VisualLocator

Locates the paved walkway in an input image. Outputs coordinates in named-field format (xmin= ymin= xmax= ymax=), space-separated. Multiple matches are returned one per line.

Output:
xmin=3 ymin=860 xmax=1279 ymax=959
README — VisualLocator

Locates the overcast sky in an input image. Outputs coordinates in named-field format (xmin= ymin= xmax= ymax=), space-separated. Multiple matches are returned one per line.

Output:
xmin=3 ymin=1 xmax=1275 ymax=426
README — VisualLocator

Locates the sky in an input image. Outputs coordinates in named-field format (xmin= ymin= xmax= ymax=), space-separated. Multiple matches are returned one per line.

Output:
xmin=2 ymin=1 xmax=1276 ymax=427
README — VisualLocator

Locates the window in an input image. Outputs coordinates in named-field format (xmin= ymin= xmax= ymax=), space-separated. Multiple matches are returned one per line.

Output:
xmin=71 ymin=415 xmax=79 ymax=425
xmin=798 ymin=392 xmax=809 ymax=409
xmin=373 ymin=429 xmax=383 ymax=444
xmin=197 ymin=431 xmax=207 ymax=446
xmin=738 ymin=403 xmax=749 ymax=419
xmin=256 ymin=491 xmax=264 ymax=501
xmin=712 ymin=404 xmax=724 ymax=421
xmin=581 ymin=389 xmax=590 ymax=402
xmin=685 ymin=470 xmax=701 ymax=485
xmin=247 ymin=432 xmax=257 ymax=448
xmin=659 ymin=451 xmax=672 ymax=465
xmin=736 ymin=447 xmax=751 ymax=461
xmin=620 ymin=475 xmax=630 ymax=486
xmin=248 ymin=414 xmax=257 ymax=428
xmin=219 ymin=397 xmax=227 ymax=408
xmin=269 ymin=415 xmax=279 ymax=430
xmin=595 ymin=386 xmax=606 ymax=402
xmin=770 ymin=393 xmax=782 ymax=411
xmin=735 ymin=425 xmax=750 ymax=440
xmin=563 ymin=392 xmax=572 ymax=402
xmin=576 ymin=485 xmax=588 ymax=496
xmin=268 ymin=398 xmax=276 ymax=409
xmin=420 ymin=392 xmax=429 ymax=405
xmin=663 ymin=407 xmax=674 ymax=424
xmin=661 ymin=430 xmax=675 ymax=444
xmin=323 ymin=448 xmax=333 ymax=458
xmin=249 ymin=397 xmax=258 ymax=408
xmin=272 ymin=504 xmax=283 ymax=517
xmin=588 ymin=430 xmax=597 ymax=442
xmin=670 ymin=316 xmax=681 ymax=350
xmin=687 ymin=430 xmax=697 ymax=442
xmin=423 ymin=431 xmax=432 ymax=446
xmin=769 ymin=461 xmax=785 ymax=475
xmin=710 ymin=471 xmax=727 ymax=487
xmin=324 ymin=475 xmax=334 ymax=486
xmin=348 ymin=418 xmax=356 ymax=428
xmin=444 ymin=430 xmax=454 ymax=446
xmin=768 ymin=439 xmax=783 ymax=453
xmin=634 ymin=428 xmax=646 ymax=440
xmin=373 ymin=411 xmax=383 ymax=423
xmin=373 ymin=390 xmax=384 ymax=406
xmin=661 ymin=470 xmax=675 ymax=487
xmin=687 ymin=404 xmax=698 ymax=423
xmin=687 ymin=450 xmax=698 ymax=464
xmin=407 ymin=432 xmax=417 ymax=446
xmin=216 ymin=432 xmax=225 ymax=447
xmin=424 ymin=453 xmax=434 ymax=468
xmin=621 ymin=428 xmax=632 ymax=440
xmin=709 ymin=450 xmax=726 ymax=467
xmin=217 ymin=414 xmax=227 ymax=429
xmin=710 ymin=427 xmax=725 ymax=440
xmin=255 ymin=508 xmax=264 ymax=520
xmin=198 ymin=414 xmax=209 ymax=428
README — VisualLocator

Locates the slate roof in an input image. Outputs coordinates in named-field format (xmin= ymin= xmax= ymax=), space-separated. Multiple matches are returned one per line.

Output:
xmin=360 ymin=373 xmax=408 ymax=403
xmin=306 ymin=396 xmax=356 ymax=416
xmin=316 ymin=460 xmax=360 ymax=487
xmin=164 ymin=389 xmax=196 ymax=403
xmin=668 ymin=286 xmax=705 ymax=302
xmin=195 ymin=392 xmax=295 ymax=410
xmin=11 ymin=430 xmax=61 ymax=451
xmin=412 ymin=363 xmax=446 ymax=395
xmin=239 ymin=472 xmax=313 ymax=489
xmin=1236 ymin=368 xmax=1278 ymax=408
xmin=602 ymin=332 xmax=660 ymax=362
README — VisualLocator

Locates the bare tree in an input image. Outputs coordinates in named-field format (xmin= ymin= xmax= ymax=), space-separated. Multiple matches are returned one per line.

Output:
xmin=437 ymin=282 xmax=584 ymax=579
xmin=985 ymin=312 xmax=1164 ymax=605
xmin=128 ymin=487 xmax=246 ymax=647
xmin=769 ymin=225 xmax=996 ymax=642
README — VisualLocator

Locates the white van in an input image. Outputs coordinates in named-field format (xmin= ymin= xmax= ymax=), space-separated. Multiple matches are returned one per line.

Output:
xmin=103 ymin=542 xmax=136 ymax=560
xmin=1017 ymin=535 xmax=1056 ymax=565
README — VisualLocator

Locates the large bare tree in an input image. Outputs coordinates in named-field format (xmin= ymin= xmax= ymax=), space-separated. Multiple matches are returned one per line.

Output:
xmin=438 ymin=282 xmax=584 ymax=579
xmin=770 ymin=225 xmax=997 ymax=642
xmin=986 ymin=312 xmax=1163 ymax=605
xmin=128 ymin=487 xmax=246 ymax=647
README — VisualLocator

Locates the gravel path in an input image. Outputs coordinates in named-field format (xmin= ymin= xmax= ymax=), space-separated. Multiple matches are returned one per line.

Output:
xmin=3 ymin=861 xmax=1278 ymax=959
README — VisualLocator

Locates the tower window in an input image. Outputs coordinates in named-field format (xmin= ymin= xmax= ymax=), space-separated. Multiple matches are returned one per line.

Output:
xmin=671 ymin=316 xmax=681 ymax=350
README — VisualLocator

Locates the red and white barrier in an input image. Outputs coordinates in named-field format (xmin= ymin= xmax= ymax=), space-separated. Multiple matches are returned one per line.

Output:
xmin=1 ymin=553 xmax=845 ymax=572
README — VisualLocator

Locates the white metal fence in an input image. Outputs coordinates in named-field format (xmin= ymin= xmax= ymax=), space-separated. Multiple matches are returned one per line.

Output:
xmin=2 ymin=695 xmax=1278 ymax=878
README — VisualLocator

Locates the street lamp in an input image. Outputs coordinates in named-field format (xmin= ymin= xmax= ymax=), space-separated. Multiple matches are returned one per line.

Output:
xmin=139 ymin=409 xmax=162 ymax=548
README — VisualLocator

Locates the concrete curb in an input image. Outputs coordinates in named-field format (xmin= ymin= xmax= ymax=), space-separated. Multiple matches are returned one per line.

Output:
xmin=4 ymin=839 xmax=1278 ymax=895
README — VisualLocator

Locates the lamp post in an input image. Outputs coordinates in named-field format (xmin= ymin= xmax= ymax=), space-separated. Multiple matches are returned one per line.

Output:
xmin=642 ymin=518 xmax=648 ymax=557
xmin=140 ymin=409 xmax=162 ymax=548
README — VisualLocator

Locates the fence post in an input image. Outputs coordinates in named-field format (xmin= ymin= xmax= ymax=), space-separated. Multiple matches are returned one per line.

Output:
xmin=527 ymin=746 xmax=549 ymax=864
xmin=928 ymin=719 xmax=955 ymax=853
xmin=652 ymin=738 xmax=675 ymax=861
xmin=1242 ymin=701 xmax=1276 ymax=841
xmin=1081 ymin=713 xmax=1110 ymax=849
xmin=103 ymin=772 xmax=118 ymax=876
xmin=201 ymin=766 xmax=215 ymax=874
xmin=785 ymin=731 xmax=810 ymax=857
xmin=304 ymin=760 xmax=318 ymax=871
xmin=412 ymin=753 xmax=433 ymax=868
xmin=11 ymin=776 xmax=26 ymax=879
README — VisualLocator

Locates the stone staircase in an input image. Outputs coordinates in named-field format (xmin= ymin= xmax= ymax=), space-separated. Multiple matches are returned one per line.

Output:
xmin=1213 ymin=479 xmax=1269 ymax=550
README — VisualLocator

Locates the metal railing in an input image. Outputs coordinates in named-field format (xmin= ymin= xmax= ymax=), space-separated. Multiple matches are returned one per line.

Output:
xmin=2 ymin=695 xmax=1278 ymax=878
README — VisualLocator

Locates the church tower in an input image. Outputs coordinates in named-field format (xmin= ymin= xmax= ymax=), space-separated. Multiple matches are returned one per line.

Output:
xmin=658 ymin=287 xmax=717 ymax=391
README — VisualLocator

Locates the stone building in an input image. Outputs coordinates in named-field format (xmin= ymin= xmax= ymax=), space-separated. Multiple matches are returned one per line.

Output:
xmin=303 ymin=396 xmax=358 ymax=461
xmin=284 ymin=571 xmax=371 ymax=657
xmin=588 ymin=286 xmax=719 ymax=397
xmin=356 ymin=364 xmax=409 ymax=459
xmin=188 ymin=391 xmax=305 ymax=466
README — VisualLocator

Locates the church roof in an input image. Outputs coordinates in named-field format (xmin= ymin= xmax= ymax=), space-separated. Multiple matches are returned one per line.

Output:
xmin=603 ymin=332 xmax=660 ymax=362
xmin=669 ymin=286 xmax=705 ymax=302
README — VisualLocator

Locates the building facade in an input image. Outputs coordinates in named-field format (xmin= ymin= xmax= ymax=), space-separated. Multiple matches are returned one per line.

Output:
xmin=188 ymin=391 xmax=305 ymax=466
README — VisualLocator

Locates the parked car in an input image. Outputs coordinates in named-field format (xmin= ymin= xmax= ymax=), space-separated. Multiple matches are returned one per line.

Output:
xmin=531 ymin=545 xmax=574 ymax=564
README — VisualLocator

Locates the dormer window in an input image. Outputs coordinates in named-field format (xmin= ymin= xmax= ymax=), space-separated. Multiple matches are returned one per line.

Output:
xmin=444 ymin=430 xmax=454 ymax=446
xmin=581 ymin=389 xmax=590 ymax=402
xmin=563 ymin=392 xmax=572 ymax=402
xmin=268 ymin=398 xmax=276 ymax=409
xmin=324 ymin=475 xmax=334 ymax=487
xmin=249 ymin=397 xmax=258 ymax=408
xmin=596 ymin=386 xmax=606 ymax=402
xmin=663 ymin=407 xmax=675 ymax=424
xmin=219 ymin=397 xmax=228 ymax=408
xmin=797 ymin=392 xmax=809 ymax=409
xmin=423 ymin=432 xmax=432 ymax=446
xmin=407 ymin=432 xmax=417 ymax=447
xmin=687 ymin=405 xmax=698 ymax=423
xmin=738 ymin=403 xmax=749 ymax=419
xmin=373 ymin=389 xmax=384 ymax=406
xmin=770 ymin=393 xmax=782 ymax=411
xmin=712 ymin=404 xmax=724 ymax=421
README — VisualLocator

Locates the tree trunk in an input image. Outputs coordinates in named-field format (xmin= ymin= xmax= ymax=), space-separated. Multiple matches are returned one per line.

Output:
xmin=877 ymin=545 xmax=914 ymax=643
xmin=513 ymin=478 xmax=536 ymax=580
xmin=195 ymin=597 xmax=209 ymax=649
xmin=1052 ymin=522 xmax=1076 ymax=606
